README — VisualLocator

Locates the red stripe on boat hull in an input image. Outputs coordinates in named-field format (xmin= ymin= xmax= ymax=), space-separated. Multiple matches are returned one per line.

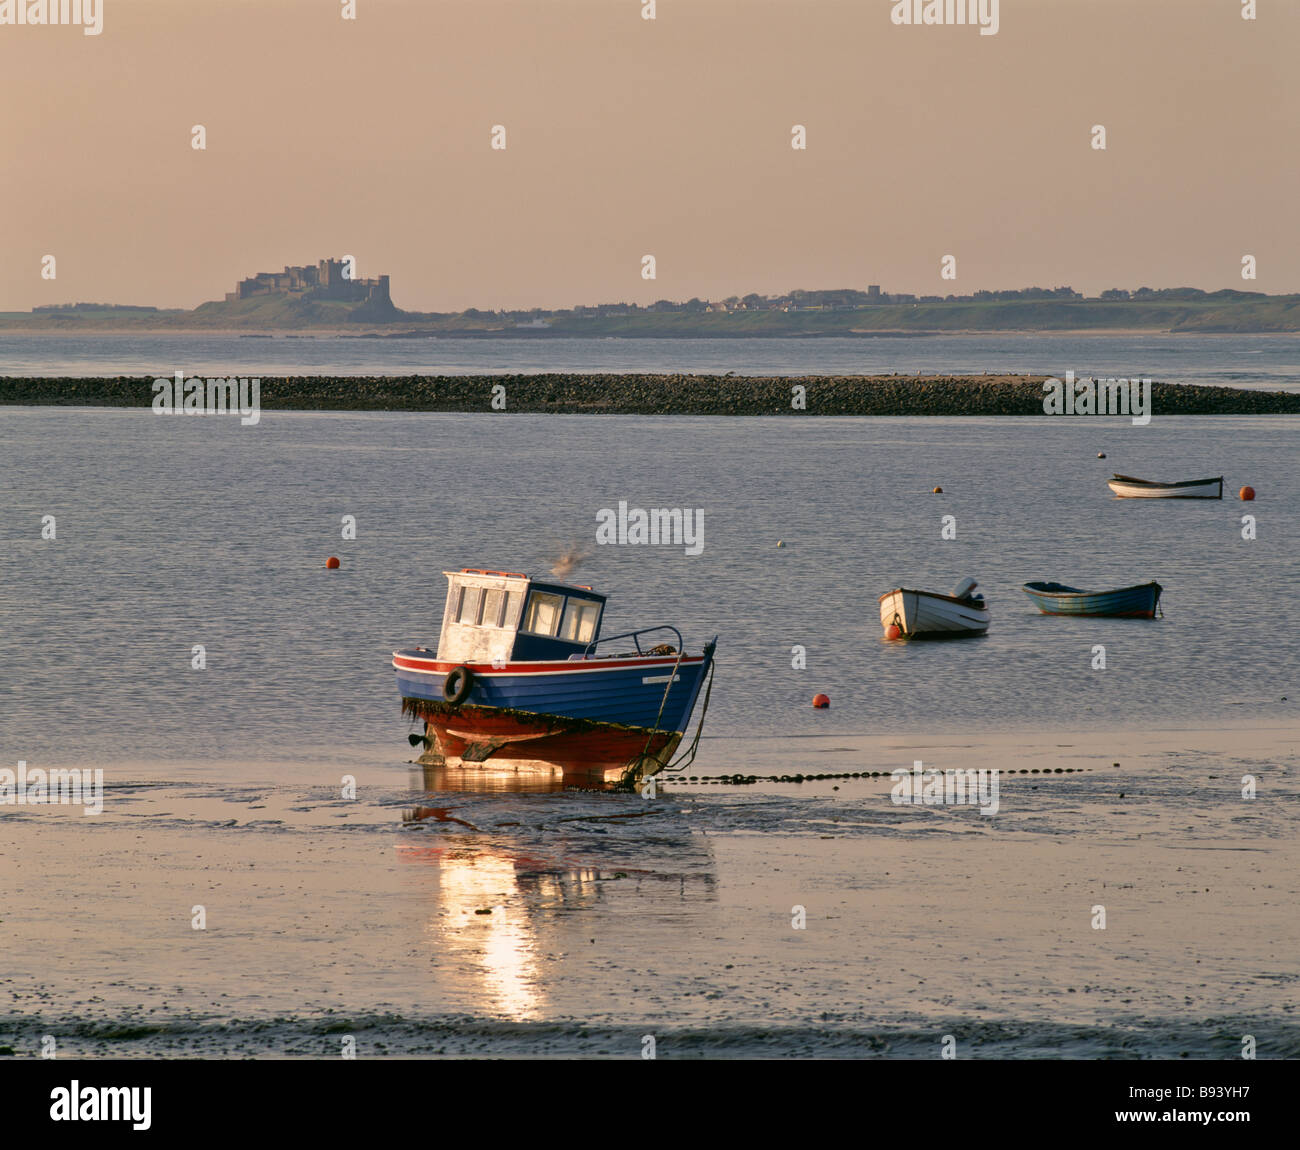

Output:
xmin=403 ymin=699 xmax=681 ymax=785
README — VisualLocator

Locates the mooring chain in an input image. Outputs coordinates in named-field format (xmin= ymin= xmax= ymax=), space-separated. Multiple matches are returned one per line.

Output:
xmin=567 ymin=766 xmax=1088 ymax=791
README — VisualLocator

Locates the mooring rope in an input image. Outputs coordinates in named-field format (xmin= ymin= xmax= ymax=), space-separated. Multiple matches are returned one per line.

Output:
xmin=637 ymin=645 xmax=688 ymax=766
xmin=658 ymin=661 xmax=715 ymax=773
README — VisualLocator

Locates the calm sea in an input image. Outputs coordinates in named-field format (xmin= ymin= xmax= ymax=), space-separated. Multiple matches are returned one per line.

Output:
xmin=2 ymin=406 xmax=1295 ymax=765
xmin=1 ymin=330 xmax=1298 ymax=390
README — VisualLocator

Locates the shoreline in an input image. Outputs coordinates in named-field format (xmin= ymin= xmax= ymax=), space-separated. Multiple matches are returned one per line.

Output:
xmin=4 ymin=373 xmax=1300 ymax=415
xmin=16 ymin=718 xmax=1295 ymax=778
xmin=1 ymin=325 xmax=1292 ymax=337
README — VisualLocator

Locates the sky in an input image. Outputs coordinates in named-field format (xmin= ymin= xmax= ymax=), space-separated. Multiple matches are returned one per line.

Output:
xmin=1 ymin=0 xmax=1296 ymax=312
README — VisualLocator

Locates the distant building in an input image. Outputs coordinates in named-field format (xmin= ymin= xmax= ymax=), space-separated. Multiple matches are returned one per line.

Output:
xmin=225 ymin=258 xmax=391 ymax=306
xmin=867 ymin=285 xmax=881 ymax=300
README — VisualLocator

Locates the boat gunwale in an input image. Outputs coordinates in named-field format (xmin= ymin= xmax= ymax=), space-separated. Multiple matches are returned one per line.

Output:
xmin=878 ymin=586 xmax=988 ymax=608
xmin=1021 ymin=579 xmax=1161 ymax=599
xmin=1108 ymin=474 xmax=1224 ymax=489
xmin=392 ymin=652 xmax=707 ymax=675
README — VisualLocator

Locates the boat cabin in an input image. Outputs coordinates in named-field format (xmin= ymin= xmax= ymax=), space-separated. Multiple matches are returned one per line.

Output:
xmin=435 ymin=568 xmax=607 ymax=664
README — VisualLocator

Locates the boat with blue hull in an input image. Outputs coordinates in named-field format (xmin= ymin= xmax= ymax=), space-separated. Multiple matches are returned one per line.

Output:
xmin=393 ymin=569 xmax=716 ymax=786
xmin=1022 ymin=580 xmax=1163 ymax=618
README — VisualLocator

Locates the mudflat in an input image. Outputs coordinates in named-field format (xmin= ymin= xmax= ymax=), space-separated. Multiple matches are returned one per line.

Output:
xmin=2 ymin=723 xmax=1294 ymax=1058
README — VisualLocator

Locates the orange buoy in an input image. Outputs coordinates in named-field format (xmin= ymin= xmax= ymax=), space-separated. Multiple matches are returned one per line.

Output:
xmin=326 ymin=556 xmax=341 ymax=569
xmin=1239 ymin=486 xmax=1255 ymax=501
xmin=932 ymin=486 xmax=943 ymax=494
xmin=884 ymin=624 xmax=903 ymax=641
xmin=812 ymin=694 xmax=830 ymax=709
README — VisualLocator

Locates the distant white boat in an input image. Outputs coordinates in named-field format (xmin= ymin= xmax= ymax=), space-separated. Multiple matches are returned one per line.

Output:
xmin=879 ymin=577 xmax=990 ymax=640
xmin=1106 ymin=474 xmax=1223 ymax=499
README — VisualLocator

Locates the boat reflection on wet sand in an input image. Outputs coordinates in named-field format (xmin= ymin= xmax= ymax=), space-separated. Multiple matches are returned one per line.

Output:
xmin=397 ymin=770 xmax=717 ymax=1022
xmin=410 ymin=763 xmax=571 ymax=795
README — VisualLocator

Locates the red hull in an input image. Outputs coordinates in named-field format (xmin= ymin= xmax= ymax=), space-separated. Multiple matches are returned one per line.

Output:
xmin=402 ymin=699 xmax=681 ymax=786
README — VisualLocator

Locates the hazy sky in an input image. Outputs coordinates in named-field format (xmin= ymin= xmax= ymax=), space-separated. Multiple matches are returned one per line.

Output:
xmin=2 ymin=0 xmax=1296 ymax=311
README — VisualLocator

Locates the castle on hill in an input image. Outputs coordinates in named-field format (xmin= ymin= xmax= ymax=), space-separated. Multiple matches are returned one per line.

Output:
xmin=226 ymin=258 xmax=390 ymax=306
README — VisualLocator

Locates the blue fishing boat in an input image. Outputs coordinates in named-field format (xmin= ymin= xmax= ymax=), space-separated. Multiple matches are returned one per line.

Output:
xmin=1021 ymin=580 xmax=1163 ymax=618
xmin=393 ymin=569 xmax=716 ymax=786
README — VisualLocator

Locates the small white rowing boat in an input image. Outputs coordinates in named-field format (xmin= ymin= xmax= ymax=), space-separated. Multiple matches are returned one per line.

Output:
xmin=879 ymin=577 xmax=990 ymax=639
xmin=1106 ymin=474 xmax=1223 ymax=499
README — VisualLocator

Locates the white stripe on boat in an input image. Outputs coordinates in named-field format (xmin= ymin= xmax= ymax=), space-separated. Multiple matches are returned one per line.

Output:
xmin=392 ymin=662 xmax=702 ymax=678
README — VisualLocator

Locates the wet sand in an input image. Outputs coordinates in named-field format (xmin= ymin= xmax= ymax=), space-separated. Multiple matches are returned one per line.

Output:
xmin=2 ymin=723 xmax=1295 ymax=1058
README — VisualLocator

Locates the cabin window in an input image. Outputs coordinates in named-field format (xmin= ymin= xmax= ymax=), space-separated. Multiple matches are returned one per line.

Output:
xmin=457 ymin=586 xmax=481 ymax=625
xmin=560 ymin=599 xmax=600 ymax=643
xmin=481 ymin=589 xmax=504 ymax=628
xmin=503 ymin=590 xmax=522 ymax=628
xmin=522 ymin=591 xmax=564 ymax=637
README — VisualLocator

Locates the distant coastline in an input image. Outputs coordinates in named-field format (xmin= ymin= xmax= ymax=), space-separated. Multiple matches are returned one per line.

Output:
xmin=5 ymin=374 xmax=1299 ymax=416
xmin=6 ymin=280 xmax=1299 ymax=336
xmin=0 ymin=324 xmax=1255 ymax=338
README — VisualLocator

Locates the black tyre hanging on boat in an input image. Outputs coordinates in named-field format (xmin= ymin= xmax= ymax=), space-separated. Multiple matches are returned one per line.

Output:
xmin=442 ymin=666 xmax=475 ymax=704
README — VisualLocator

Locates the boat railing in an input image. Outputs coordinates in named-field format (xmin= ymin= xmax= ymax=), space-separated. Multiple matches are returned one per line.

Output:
xmin=581 ymin=625 xmax=684 ymax=659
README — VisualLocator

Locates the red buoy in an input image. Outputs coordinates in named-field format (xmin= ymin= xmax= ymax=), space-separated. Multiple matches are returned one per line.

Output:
xmin=1239 ymin=486 xmax=1255 ymax=501
xmin=884 ymin=624 xmax=903 ymax=641
xmin=812 ymin=694 xmax=830 ymax=709
xmin=326 ymin=556 xmax=341 ymax=569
